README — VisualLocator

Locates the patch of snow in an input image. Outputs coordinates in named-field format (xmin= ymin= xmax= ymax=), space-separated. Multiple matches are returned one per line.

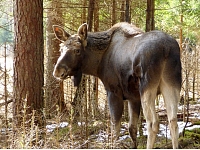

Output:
xmin=60 ymin=122 xmax=69 ymax=128
xmin=96 ymin=130 xmax=109 ymax=142
xmin=119 ymin=135 xmax=130 ymax=141
xmin=185 ymin=125 xmax=200 ymax=130
xmin=78 ymin=122 xmax=85 ymax=126
xmin=46 ymin=124 xmax=57 ymax=132
xmin=156 ymin=121 xmax=200 ymax=139
xmin=46 ymin=122 xmax=69 ymax=132
xmin=120 ymin=128 xmax=126 ymax=134
xmin=136 ymin=121 xmax=200 ymax=139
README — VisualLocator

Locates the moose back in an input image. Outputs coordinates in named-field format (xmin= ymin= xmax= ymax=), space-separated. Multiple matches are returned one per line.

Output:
xmin=52 ymin=22 xmax=182 ymax=149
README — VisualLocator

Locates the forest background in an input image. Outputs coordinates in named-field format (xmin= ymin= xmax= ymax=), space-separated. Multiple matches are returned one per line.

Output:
xmin=0 ymin=0 xmax=200 ymax=148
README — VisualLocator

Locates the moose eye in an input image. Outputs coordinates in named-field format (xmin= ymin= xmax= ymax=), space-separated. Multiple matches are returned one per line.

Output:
xmin=75 ymin=49 xmax=80 ymax=54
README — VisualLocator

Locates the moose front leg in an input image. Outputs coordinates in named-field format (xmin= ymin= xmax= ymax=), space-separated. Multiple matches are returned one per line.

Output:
xmin=107 ymin=91 xmax=124 ymax=144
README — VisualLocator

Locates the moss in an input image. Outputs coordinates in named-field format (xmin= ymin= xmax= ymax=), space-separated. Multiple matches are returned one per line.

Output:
xmin=185 ymin=128 xmax=200 ymax=137
xmin=137 ymin=135 xmax=147 ymax=149
xmin=193 ymin=121 xmax=200 ymax=125
xmin=178 ymin=128 xmax=200 ymax=148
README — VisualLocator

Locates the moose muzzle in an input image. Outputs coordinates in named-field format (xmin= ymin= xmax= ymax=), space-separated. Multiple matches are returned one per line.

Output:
xmin=53 ymin=65 xmax=68 ymax=80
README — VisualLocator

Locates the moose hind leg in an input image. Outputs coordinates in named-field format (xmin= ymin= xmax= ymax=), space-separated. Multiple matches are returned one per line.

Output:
xmin=161 ymin=83 xmax=180 ymax=149
xmin=141 ymin=88 xmax=159 ymax=149
xmin=107 ymin=91 xmax=124 ymax=142
xmin=128 ymin=100 xmax=141 ymax=148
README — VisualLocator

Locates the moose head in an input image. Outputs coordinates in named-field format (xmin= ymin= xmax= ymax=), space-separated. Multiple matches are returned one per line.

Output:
xmin=52 ymin=23 xmax=88 ymax=86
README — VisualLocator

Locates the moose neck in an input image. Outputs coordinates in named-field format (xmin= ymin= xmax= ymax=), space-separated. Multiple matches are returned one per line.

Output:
xmin=81 ymin=31 xmax=112 ymax=77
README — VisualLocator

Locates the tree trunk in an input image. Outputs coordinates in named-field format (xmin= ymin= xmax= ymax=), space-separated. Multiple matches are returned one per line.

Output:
xmin=120 ymin=0 xmax=125 ymax=22
xmin=146 ymin=0 xmax=155 ymax=32
xmin=112 ymin=0 xmax=116 ymax=25
xmin=94 ymin=0 xmax=99 ymax=32
xmin=179 ymin=0 xmax=183 ymax=52
xmin=91 ymin=0 xmax=100 ymax=118
xmin=46 ymin=0 xmax=66 ymax=119
xmin=87 ymin=0 xmax=95 ymax=32
xmin=125 ymin=0 xmax=131 ymax=23
xmin=82 ymin=0 xmax=87 ymax=23
xmin=13 ymin=0 xmax=44 ymax=127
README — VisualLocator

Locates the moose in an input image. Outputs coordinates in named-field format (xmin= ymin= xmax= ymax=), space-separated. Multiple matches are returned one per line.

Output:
xmin=52 ymin=22 xmax=182 ymax=149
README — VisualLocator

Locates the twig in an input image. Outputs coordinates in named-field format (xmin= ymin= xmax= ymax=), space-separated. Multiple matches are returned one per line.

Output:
xmin=0 ymin=99 xmax=13 ymax=107
xmin=75 ymin=139 xmax=90 ymax=149
xmin=182 ymin=88 xmax=190 ymax=137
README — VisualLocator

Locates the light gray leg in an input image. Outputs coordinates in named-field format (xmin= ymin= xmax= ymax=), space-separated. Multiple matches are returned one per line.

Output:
xmin=141 ymin=88 xmax=159 ymax=149
xmin=161 ymin=83 xmax=179 ymax=149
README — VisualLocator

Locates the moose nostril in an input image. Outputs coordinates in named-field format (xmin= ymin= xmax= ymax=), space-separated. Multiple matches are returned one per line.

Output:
xmin=61 ymin=73 xmax=65 ymax=78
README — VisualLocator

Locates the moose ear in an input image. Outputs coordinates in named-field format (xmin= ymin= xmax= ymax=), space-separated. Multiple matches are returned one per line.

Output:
xmin=77 ymin=23 xmax=88 ymax=41
xmin=52 ymin=25 xmax=71 ymax=42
